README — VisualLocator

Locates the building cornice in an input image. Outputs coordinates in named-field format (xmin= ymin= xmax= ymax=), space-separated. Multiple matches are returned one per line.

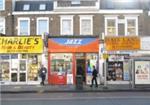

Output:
xmin=12 ymin=10 xmax=143 ymax=15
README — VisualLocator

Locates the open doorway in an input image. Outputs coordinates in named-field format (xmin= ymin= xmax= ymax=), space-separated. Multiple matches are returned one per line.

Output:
xmin=76 ymin=59 xmax=86 ymax=82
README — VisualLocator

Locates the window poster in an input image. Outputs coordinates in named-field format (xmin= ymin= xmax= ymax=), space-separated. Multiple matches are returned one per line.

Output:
xmin=135 ymin=61 xmax=150 ymax=85
xmin=123 ymin=61 xmax=130 ymax=81
xmin=86 ymin=54 xmax=98 ymax=74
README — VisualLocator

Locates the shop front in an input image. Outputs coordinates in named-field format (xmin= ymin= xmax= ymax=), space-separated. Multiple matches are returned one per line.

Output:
xmin=48 ymin=36 xmax=99 ymax=85
xmin=0 ymin=36 xmax=43 ymax=85
xmin=102 ymin=36 xmax=140 ymax=84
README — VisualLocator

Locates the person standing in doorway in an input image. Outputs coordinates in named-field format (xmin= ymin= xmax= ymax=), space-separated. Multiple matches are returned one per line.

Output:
xmin=90 ymin=65 xmax=98 ymax=88
xmin=39 ymin=65 xmax=47 ymax=85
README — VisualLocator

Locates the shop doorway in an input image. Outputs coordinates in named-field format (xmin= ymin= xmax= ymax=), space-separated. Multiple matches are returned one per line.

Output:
xmin=11 ymin=60 xmax=27 ymax=83
xmin=76 ymin=59 xmax=86 ymax=82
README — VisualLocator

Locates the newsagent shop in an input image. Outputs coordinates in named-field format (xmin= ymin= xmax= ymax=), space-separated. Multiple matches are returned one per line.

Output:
xmin=99 ymin=36 xmax=140 ymax=84
xmin=48 ymin=36 xmax=99 ymax=85
xmin=0 ymin=36 xmax=44 ymax=85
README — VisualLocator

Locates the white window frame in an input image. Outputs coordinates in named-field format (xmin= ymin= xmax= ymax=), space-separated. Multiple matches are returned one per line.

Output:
xmin=0 ymin=0 xmax=5 ymax=11
xmin=72 ymin=0 xmax=80 ymax=5
xmin=79 ymin=15 xmax=93 ymax=35
xmin=0 ymin=17 xmax=5 ymax=34
xmin=23 ymin=4 xmax=30 ymax=10
xmin=125 ymin=16 xmax=138 ymax=36
xmin=105 ymin=16 xmax=118 ymax=36
xmin=18 ymin=18 xmax=30 ymax=35
xmin=36 ymin=17 xmax=49 ymax=38
xmin=60 ymin=15 xmax=74 ymax=35
xmin=39 ymin=4 xmax=46 ymax=10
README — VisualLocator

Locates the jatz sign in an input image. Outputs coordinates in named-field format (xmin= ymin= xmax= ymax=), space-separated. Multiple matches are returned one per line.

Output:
xmin=105 ymin=36 xmax=140 ymax=51
xmin=0 ymin=36 xmax=43 ymax=53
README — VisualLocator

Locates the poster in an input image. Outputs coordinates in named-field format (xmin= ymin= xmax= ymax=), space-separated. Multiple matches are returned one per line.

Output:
xmin=86 ymin=54 xmax=98 ymax=74
xmin=135 ymin=61 xmax=150 ymax=84
xmin=123 ymin=61 xmax=129 ymax=81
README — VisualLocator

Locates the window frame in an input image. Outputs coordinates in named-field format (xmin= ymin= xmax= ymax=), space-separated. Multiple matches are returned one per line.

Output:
xmin=0 ymin=17 xmax=5 ymax=34
xmin=60 ymin=15 xmax=74 ymax=35
xmin=105 ymin=16 xmax=118 ymax=36
xmin=79 ymin=15 xmax=93 ymax=35
xmin=125 ymin=16 xmax=138 ymax=36
xmin=23 ymin=4 xmax=30 ymax=11
xmin=0 ymin=0 xmax=5 ymax=11
xmin=18 ymin=18 xmax=30 ymax=35
xmin=36 ymin=17 xmax=49 ymax=38
xmin=39 ymin=4 xmax=46 ymax=10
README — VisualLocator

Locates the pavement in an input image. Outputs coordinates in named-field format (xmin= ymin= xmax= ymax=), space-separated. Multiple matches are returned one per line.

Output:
xmin=1 ymin=84 xmax=150 ymax=93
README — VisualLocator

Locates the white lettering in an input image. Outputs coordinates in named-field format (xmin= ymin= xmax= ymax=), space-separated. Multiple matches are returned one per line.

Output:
xmin=64 ymin=39 xmax=82 ymax=45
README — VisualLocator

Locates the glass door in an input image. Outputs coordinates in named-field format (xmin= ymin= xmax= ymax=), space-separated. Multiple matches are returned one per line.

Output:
xmin=11 ymin=54 xmax=27 ymax=83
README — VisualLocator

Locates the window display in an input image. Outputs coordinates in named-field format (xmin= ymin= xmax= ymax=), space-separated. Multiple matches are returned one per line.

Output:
xmin=86 ymin=53 xmax=98 ymax=74
xmin=28 ymin=54 xmax=41 ymax=81
xmin=51 ymin=54 xmax=72 ymax=75
xmin=1 ymin=61 xmax=10 ymax=81
xmin=107 ymin=62 xmax=123 ymax=81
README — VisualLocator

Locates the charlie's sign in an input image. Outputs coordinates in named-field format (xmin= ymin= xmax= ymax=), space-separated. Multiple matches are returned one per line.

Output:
xmin=0 ymin=36 xmax=43 ymax=53
xmin=105 ymin=36 xmax=140 ymax=51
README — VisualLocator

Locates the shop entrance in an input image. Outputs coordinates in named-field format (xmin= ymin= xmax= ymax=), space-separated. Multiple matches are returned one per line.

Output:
xmin=76 ymin=53 xmax=86 ymax=82
xmin=11 ymin=60 xmax=27 ymax=83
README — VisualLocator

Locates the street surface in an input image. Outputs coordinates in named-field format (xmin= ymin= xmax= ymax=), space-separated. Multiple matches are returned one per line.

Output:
xmin=1 ymin=92 xmax=150 ymax=105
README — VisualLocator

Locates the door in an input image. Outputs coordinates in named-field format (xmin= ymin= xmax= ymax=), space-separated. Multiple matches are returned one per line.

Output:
xmin=11 ymin=60 xmax=27 ymax=83
xmin=76 ymin=58 xmax=86 ymax=82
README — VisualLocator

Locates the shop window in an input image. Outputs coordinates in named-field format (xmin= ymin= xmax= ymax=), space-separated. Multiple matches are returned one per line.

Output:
xmin=60 ymin=16 xmax=73 ymax=35
xmin=80 ymin=16 xmax=93 ymax=35
xmin=1 ymin=61 xmax=9 ymax=81
xmin=18 ymin=18 xmax=30 ymax=35
xmin=105 ymin=16 xmax=118 ymax=36
xmin=50 ymin=54 xmax=72 ymax=74
xmin=86 ymin=53 xmax=98 ymax=74
xmin=0 ymin=0 xmax=4 ymax=11
xmin=125 ymin=16 xmax=138 ymax=36
xmin=107 ymin=55 xmax=130 ymax=81
xmin=28 ymin=54 xmax=41 ymax=81
xmin=107 ymin=62 xmax=123 ymax=81
xmin=0 ymin=17 xmax=5 ymax=34
xmin=0 ymin=55 xmax=10 ymax=81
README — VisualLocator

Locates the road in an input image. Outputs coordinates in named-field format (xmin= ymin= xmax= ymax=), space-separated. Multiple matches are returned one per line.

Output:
xmin=1 ymin=92 xmax=150 ymax=105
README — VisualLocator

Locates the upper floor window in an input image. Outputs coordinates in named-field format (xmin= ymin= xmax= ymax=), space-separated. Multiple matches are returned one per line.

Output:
xmin=0 ymin=0 xmax=4 ymax=10
xmin=39 ymin=4 xmax=46 ymax=10
xmin=60 ymin=16 xmax=73 ymax=35
xmin=23 ymin=4 xmax=30 ymax=11
xmin=105 ymin=16 xmax=118 ymax=36
xmin=37 ymin=18 xmax=49 ymax=38
xmin=72 ymin=0 xmax=80 ymax=5
xmin=125 ymin=16 xmax=138 ymax=36
xmin=0 ymin=17 xmax=5 ymax=34
xmin=18 ymin=18 xmax=30 ymax=35
xmin=80 ymin=16 xmax=93 ymax=35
